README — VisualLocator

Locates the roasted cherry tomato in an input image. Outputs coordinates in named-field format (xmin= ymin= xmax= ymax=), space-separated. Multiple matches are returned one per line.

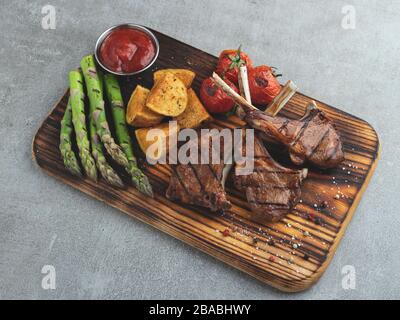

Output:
xmin=215 ymin=47 xmax=253 ymax=84
xmin=200 ymin=77 xmax=239 ymax=114
xmin=248 ymin=65 xmax=281 ymax=105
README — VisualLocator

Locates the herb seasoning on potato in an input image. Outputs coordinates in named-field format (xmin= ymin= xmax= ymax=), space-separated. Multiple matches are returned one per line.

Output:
xmin=146 ymin=72 xmax=188 ymax=117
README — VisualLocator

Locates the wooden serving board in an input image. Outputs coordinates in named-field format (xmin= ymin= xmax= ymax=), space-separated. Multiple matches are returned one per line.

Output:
xmin=32 ymin=28 xmax=380 ymax=292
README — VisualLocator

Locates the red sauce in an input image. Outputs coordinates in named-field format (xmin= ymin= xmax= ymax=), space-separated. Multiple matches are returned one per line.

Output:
xmin=99 ymin=27 xmax=156 ymax=73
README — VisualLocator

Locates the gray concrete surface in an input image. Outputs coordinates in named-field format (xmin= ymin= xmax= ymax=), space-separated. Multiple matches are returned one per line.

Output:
xmin=0 ymin=0 xmax=398 ymax=299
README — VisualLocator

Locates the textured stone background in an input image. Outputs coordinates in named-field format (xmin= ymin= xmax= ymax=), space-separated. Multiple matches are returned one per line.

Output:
xmin=0 ymin=0 xmax=398 ymax=299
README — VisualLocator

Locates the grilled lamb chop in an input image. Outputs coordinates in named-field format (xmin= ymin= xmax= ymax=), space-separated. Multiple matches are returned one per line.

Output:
xmin=245 ymin=102 xmax=344 ymax=169
xmin=166 ymin=129 xmax=233 ymax=212
xmin=211 ymin=72 xmax=344 ymax=169
xmin=233 ymin=133 xmax=308 ymax=222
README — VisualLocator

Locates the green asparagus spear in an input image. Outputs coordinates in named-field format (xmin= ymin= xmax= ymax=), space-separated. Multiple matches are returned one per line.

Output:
xmin=89 ymin=116 xmax=124 ymax=188
xmin=103 ymin=73 xmax=153 ymax=197
xmin=80 ymin=55 xmax=129 ymax=167
xmin=59 ymin=97 xmax=82 ymax=177
xmin=69 ymin=69 xmax=97 ymax=181
xmin=85 ymin=65 xmax=124 ymax=186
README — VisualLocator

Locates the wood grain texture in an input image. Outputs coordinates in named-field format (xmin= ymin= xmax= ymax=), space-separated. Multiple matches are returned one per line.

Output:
xmin=32 ymin=28 xmax=380 ymax=292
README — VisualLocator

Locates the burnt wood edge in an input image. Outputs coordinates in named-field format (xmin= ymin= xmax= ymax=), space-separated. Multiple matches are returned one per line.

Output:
xmin=31 ymin=90 xmax=67 ymax=168
xmin=296 ymin=144 xmax=380 ymax=292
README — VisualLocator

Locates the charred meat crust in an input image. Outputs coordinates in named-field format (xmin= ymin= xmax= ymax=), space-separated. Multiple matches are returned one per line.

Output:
xmin=166 ymin=128 xmax=308 ymax=222
xmin=166 ymin=130 xmax=232 ymax=212
xmin=233 ymin=134 xmax=307 ymax=222
xmin=245 ymin=103 xmax=344 ymax=169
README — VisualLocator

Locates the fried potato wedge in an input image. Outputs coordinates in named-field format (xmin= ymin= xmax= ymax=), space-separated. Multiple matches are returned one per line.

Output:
xmin=146 ymin=73 xmax=188 ymax=117
xmin=126 ymin=85 xmax=164 ymax=127
xmin=153 ymin=69 xmax=195 ymax=88
xmin=175 ymin=89 xmax=212 ymax=129
xmin=135 ymin=122 xmax=180 ymax=161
